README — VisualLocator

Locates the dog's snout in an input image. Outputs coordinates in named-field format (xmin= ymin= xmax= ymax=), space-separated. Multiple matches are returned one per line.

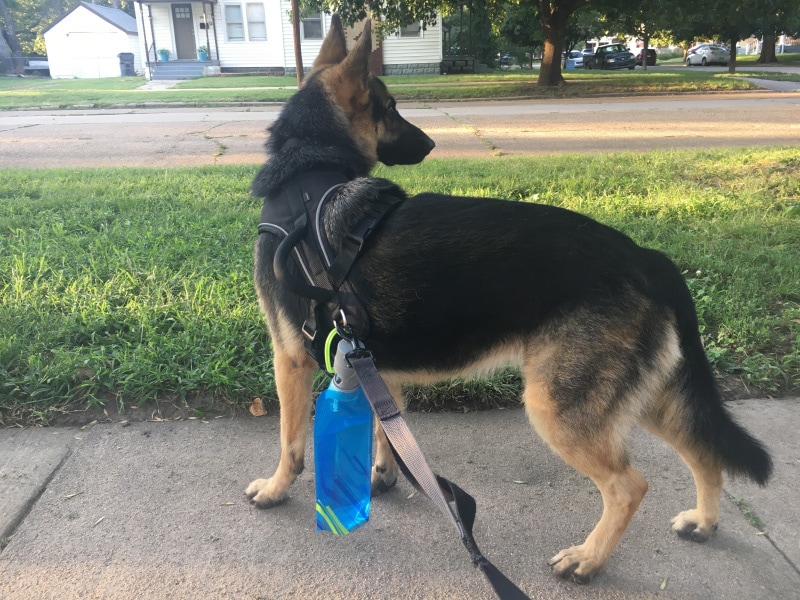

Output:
xmin=425 ymin=135 xmax=436 ymax=153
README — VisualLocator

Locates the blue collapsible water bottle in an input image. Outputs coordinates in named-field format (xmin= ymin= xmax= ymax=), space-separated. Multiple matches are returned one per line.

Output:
xmin=314 ymin=338 xmax=373 ymax=534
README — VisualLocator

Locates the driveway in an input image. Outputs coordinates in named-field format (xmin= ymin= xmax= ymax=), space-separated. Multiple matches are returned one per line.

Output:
xmin=1 ymin=91 xmax=799 ymax=168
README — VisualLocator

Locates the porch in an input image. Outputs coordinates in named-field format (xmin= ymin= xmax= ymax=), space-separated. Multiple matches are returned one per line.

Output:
xmin=134 ymin=0 xmax=219 ymax=80
xmin=148 ymin=58 xmax=220 ymax=79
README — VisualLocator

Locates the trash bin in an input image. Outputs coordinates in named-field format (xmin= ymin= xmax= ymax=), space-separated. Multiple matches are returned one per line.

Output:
xmin=118 ymin=52 xmax=135 ymax=76
xmin=565 ymin=58 xmax=577 ymax=69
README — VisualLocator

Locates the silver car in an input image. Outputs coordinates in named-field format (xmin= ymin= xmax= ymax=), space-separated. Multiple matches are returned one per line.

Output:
xmin=685 ymin=44 xmax=730 ymax=66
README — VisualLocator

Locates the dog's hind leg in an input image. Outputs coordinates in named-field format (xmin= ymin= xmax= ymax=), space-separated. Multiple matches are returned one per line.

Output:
xmin=641 ymin=389 xmax=723 ymax=543
xmin=371 ymin=380 xmax=402 ymax=494
xmin=245 ymin=344 xmax=317 ymax=508
xmin=524 ymin=381 xmax=648 ymax=583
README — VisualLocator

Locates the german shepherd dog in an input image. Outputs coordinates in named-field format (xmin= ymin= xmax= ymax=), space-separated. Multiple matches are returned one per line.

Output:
xmin=247 ymin=16 xmax=772 ymax=583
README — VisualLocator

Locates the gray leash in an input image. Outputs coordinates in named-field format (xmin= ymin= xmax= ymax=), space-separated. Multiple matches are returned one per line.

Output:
xmin=346 ymin=347 xmax=531 ymax=600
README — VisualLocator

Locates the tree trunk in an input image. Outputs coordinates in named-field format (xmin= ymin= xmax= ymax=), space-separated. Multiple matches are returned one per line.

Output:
xmin=536 ymin=0 xmax=588 ymax=87
xmin=537 ymin=15 xmax=567 ymax=85
xmin=757 ymin=35 xmax=778 ymax=63
xmin=728 ymin=36 xmax=737 ymax=73
xmin=641 ymin=32 xmax=649 ymax=72
xmin=290 ymin=0 xmax=304 ymax=86
xmin=0 ymin=0 xmax=24 ymax=72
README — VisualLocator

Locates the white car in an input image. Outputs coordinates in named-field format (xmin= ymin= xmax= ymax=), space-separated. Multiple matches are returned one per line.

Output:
xmin=685 ymin=44 xmax=730 ymax=66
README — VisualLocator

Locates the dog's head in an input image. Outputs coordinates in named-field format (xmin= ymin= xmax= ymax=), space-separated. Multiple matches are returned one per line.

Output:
xmin=305 ymin=15 xmax=435 ymax=167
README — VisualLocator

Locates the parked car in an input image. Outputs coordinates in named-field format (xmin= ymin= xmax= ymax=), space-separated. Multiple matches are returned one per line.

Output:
xmin=565 ymin=50 xmax=583 ymax=68
xmin=635 ymin=48 xmax=657 ymax=66
xmin=685 ymin=44 xmax=730 ymax=66
xmin=583 ymin=44 xmax=636 ymax=70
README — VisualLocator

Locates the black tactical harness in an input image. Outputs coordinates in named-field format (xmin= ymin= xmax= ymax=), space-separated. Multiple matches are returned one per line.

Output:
xmin=257 ymin=170 xmax=403 ymax=368
xmin=257 ymin=170 xmax=531 ymax=600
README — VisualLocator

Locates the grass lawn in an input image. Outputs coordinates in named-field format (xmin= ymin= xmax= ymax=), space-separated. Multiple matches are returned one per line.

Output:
xmin=0 ymin=68 xmax=768 ymax=109
xmin=1 ymin=148 xmax=798 ymax=425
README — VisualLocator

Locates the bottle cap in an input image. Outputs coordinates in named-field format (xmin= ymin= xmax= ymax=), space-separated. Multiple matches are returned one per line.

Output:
xmin=332 ymin=338 xmax=362 ymax=391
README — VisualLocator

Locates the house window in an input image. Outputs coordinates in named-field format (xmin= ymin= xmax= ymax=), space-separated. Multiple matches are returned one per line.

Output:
xmin=301 ymin=14 xmax=323 ymax=39
xmin=246 ymin=3 xmax=267 ymax=40
xmin=225 ymin=3 xmax=267 ymax=41
xmin=399 ymin=21 xmax=422 ymax=37
xmin=225 ymin=5 xmax=245 ymax=41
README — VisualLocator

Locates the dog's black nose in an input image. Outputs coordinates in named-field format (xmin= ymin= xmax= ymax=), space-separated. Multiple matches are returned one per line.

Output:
xmin=425 ymin=135 xmax=436 ymax=153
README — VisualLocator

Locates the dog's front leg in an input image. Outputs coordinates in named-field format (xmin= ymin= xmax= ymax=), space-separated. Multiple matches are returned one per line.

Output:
xmin=246 ymin=345 xmax=317 ymax=508
xmin=371 ymin=380 xmax=402 ymax=493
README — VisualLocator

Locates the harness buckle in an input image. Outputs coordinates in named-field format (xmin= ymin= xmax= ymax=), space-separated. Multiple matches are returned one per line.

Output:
xmin=301 ymin=319 xmax=317 ymax=342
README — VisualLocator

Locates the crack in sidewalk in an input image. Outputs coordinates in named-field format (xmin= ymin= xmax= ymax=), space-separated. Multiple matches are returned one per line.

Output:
xmin=725 ymin=490 xmax=800 ymax=577
xmin=0 ymin=447 xmax=76 ymax=553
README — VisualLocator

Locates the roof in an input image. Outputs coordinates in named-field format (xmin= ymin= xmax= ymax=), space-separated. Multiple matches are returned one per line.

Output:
xmin=43 ymin=2 xmax=138 ymax=36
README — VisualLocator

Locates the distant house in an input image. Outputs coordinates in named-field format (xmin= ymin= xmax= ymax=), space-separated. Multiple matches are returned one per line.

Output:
xmin=44 ymin=2 xmax=141 ymax=79
xmin=130 ymin=2 xmax=442 ymax=80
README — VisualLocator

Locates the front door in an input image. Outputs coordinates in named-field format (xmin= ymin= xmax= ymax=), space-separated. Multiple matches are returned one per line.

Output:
xmin=172 ymin=4 xmax=196 ymax=60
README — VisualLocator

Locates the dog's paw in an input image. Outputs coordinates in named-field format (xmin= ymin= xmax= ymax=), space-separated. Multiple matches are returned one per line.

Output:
xmin=548 ymin=545 xmax=603 ymax=584
xmin=245 ymin=478 xmax=289 ymax=509
xmin=371 ymin=463 xmax=398 ymax=494
xmin=671 ymin=509 xmax=718 ymax=542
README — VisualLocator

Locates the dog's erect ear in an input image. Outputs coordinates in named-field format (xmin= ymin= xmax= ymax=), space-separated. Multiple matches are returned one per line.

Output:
xmin=339 ymin=19 xmax=372 ymax=87
xmin=313 ymin=14 xmax=347 ymax=70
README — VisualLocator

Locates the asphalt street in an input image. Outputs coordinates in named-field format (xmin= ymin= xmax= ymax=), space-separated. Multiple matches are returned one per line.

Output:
xmin=1 ymin=90 xmax=800 ymax=168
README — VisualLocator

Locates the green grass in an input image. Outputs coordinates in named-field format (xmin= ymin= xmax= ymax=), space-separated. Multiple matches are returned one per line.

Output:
xmin=0 ymin=69 xmax=765 ymax=109
xmin=736 ymin=53 xmax=800 ymax=66
xmin=1 ymin=149 xmax=799 ymax=425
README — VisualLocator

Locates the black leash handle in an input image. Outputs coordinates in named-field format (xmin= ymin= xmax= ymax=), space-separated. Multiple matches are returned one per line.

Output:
xmin=347 ymin=350 xmax=531 ymax=600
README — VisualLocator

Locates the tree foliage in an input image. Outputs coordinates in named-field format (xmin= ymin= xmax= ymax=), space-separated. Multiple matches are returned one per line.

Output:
xmin=499 ymin=0 xmax=542 ymax=67
xmin=303 ymin=0 xmax=440 ymax=37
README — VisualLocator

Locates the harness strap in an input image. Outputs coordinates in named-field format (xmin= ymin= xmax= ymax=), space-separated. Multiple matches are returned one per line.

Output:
xmin=326 ymin=193 xmax=404 ymax=288
xmin=261 ymin=173 xmax=403 ymax=369
xmin=347 ymin=350 xmax=531 ymax=600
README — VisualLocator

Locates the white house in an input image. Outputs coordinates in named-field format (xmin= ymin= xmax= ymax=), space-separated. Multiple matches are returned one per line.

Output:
xmin=131 ymin=1 xmax=442 ymax=80
xmin=44 ymin=2 xmax=141 ymax=79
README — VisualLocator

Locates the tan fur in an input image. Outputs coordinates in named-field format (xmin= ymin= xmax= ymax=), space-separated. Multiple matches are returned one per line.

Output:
xmin=245 ymin=344 xmax=316 ymax=507
xmin=643 ymin=388 xmax=723 ymax=541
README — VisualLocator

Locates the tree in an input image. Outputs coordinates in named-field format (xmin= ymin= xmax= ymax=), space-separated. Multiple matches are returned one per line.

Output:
xmin=752 ymin=0 xmax=800 ymax=63
xmin=671 ymin=0 xmax=800 ymax=71
xmin=564 ymin=7 xmax=602 ymax=57
xmin=0 ymin=0 xmax=24 ymax=69
xmin=534 ymin=0 xmax=590 ymax=86
xmin=304 ymin=0 xmax=440 ymax=35
xmin=499 ymin=0 xmax=542 ymax=68
xmin=602 ymin=0 xmax=673 ymax=71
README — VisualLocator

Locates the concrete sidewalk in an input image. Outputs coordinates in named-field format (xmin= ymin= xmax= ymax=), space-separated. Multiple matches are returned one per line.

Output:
xmin=1 ymin=399 xmax=798 ymax=599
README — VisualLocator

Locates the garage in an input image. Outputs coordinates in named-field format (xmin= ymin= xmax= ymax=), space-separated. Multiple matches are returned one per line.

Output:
xmin=44 ymin=2 xmax=141 ymax=79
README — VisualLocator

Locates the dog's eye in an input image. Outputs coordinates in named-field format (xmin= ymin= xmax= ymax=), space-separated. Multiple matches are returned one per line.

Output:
xmin=386 ymin=103 xmax=396 ymax=115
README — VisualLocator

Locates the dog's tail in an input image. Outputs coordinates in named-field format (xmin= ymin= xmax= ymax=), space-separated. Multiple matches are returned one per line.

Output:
xmin=654 ymin=252 xmax=773 ymax=486
xmin=679 ymin=332 xmax=773 ymax=486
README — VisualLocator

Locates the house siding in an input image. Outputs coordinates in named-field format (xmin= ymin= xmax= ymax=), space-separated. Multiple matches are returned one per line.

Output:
xmin=213 ymin=0 xmax=285 ymax=69
xmin=45 ymin=6 xmax=141 ymax=78
xmin=280 ymin=4 xmax=331 ymax=74
xmin=136 ymin=3 xmax=173 ymax=61
xmin=382 ymin=21 xmax=442 ymax=75
xmin=133 ymin=5 xmax=442 ymax=76
xmin=136 ymin=1 xmax=285 ymax=71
